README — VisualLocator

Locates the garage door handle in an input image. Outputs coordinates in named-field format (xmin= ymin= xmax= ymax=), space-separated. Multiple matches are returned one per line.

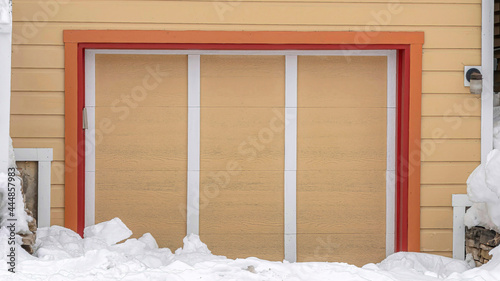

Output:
xmin=82 ymin=107 xmax=88 ymax=130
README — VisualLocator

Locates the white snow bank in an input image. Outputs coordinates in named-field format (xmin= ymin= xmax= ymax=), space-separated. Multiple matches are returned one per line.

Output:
xmin=0 ymin=0 xmax=11 ymax=24
xmin=376 ymin=252 xmax=470 ymax=278
xmin=84 ymin=217 xmax=132 ymax=245
xmin=464 ymin=107 xmax=500 ymax=232
xmin=0 ymin=138 xmax=32 ymax=234
xmin=175 ymin=233 xmax=211 ymax=255
xmin=2 ymin=218 xmax=497 ymax=280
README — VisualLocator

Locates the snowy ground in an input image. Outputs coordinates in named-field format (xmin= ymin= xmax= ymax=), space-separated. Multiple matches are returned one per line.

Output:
xmin=0 ymin=218 xmax=498 ymax=281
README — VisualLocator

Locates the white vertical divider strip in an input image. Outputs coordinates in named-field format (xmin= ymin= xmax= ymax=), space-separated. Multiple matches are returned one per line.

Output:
xmin=37 ymin=161 xmax=51 ymax=227
xmin=386 ymin=51 xmax=397 ymax=256
xmin=452 ymin=194 xmax=473 ymax=260
xmin=85 ymin=50 xmax=96 ymax=227
xmin=481 ymin=0 xmax=494 ymax=163
xmin=187 ymin=55 xmax=201 ymax=235
xmin=284 ymin=55 xmax=298 ymax=262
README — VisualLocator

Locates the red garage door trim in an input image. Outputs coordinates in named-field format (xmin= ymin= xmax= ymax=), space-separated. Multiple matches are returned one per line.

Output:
xmin=63 ymin=30 xmax=424 ymax=252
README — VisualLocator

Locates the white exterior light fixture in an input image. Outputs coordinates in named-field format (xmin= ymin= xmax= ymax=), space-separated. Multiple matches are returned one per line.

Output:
xmin=465 ymin=67 xmax=483 ymax=95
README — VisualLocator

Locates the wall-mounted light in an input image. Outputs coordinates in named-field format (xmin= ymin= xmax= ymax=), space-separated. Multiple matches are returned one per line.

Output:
xmin=466 ymin=68 xmax=483 ymax=95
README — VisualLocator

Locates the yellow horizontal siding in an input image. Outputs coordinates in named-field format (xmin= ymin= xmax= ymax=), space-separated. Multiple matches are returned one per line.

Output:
xmin=421 ymin=117 xmax=480 ymax=139
xmin=422 ymin=72 xmax=471 ymax=94
xmin=11 ymin=137 xmax=65 ymax=161
xmin=421 ymin=162 xmax=479 ymax=184
xmin=51 ymin=184 xmax=64 ymax=208
xmin=12 ymin=24 xmax=480 ymax=49
xmin=9 ymin=0 xmax=482 ymax=258
xmin=11 ymin=45 xmax=64 ymax=69
xmin=12 ymin=2 xmax=480 ymax=26
xmin=13 ymin=47 xmax=481 ymax=72
xmin=422 ymin=49 xmax=480 ymax=71
xmin=10 ymin=92 xmax=64 ymax=115
xmin=421 ymin=207 xmax=453 ymax=229
xmin=425 ymin=251 xmax=453 ymax=258
xmin=10 ymin=115 xmax=64 ymax=138
xmin=421 ymin=229 xmax=453 ymax=252
xmin=50 ymin=207 xmax=64 ymax=226
xmin=421 ymin=185 xmax=467 ymax=207
xmin=11 ymin=69 xmax=64 ymax=92
xmin=421 ymin=94 xmax=481 ymax=117
xmin=420 ymin=139 xmax=480 ymax=162
xmin=51 ymin=161 xmax=64 ymax=185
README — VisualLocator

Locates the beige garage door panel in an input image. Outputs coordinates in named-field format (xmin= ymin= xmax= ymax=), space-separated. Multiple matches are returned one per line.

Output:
xmin=96 ymin=170 xmax=186 ymax=193
xmin=96 ymin=189 xmax=186 ymax=249
xmin=298 ymin=190 xmax=385 ymax=233
xmin=202 ymin=233 xmax=284 ymax=261
xmin=95 ymin=54 xmax=188 ymax=251
xmin=297 ymin=56 xmax=387 ymax=108
xmin=95 ymin=54 xmax=187 ymax=107
xmin=95 ymin=107 xmax=187 ymax=171
xmin=199 ymin=55 xmax=285 ymax=260
xmin=199 ymin=171 xmax=283 ymax=234
xmin=297 ymin=170 xmax=386 ymax=192
xmin=296 ymin=56 xmax=387 ymax=265
xmin=298 ymin=233 xmax=386 ymax=265
xmin=201 ymin=55 xmax=285 ymax=107
xmin=200 ymin=107 xmax=285 ymax=171
xmin=298 ymin=107 xmax=387 ymax=171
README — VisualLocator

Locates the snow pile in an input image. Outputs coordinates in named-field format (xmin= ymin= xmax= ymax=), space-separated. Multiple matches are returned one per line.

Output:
xmin=9 ymin=217 xmax=500 ymax=280
xmin=377 ymin=252 xmax=471 ymax=278
xmin=464 ymin=106 xmax=500 ymax=231
xmin=0 ymin=138 xmax=33 ymax=234
xmin=0 ymin=0 xmax=11 ymax=24
xmin=84 ymin=217 xmax=132 ymax=245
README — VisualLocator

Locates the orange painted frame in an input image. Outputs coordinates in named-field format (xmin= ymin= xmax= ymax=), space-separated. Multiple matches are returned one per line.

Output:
xmin=63 ymin=30 xmax=423 ymax=252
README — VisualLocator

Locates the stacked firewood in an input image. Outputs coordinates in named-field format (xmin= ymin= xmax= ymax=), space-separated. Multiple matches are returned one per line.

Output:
xmin=466 ymin=226 xmax=500 ymax=267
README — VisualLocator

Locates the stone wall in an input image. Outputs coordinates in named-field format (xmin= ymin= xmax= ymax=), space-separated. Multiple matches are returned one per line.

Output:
xmin=16 ymin=161 xmax=38 ymax=221
xmin=16 ymin=162 xmax=38 ymax=254
xmin=466 ymin=226 xmax=500 ymax=266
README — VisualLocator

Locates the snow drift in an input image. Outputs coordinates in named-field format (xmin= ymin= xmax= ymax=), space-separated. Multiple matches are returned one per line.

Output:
xmin=0 ymin=0 xmax=10 ymax=25
xmin=0 ymin=138 xmax=33 ymax=234
xmin=465 ymin=106 xmax=500 ymax=232
xmin=4 ymin=217 xmax=500 ymax=280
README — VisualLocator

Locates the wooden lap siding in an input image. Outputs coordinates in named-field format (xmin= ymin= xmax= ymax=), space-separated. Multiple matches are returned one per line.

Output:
xmin=10 ymin=0 xmax=481 ymax=258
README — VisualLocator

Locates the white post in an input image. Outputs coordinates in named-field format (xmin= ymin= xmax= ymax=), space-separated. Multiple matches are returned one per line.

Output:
xmin=481 ymin=0 xmax=494 ymax=163
xmin=284 ymin=55 xmax=298 ymax=262
xmin=452 ymin=194 xmax=473 ymax=260
xmin=0 ymin=0 xmax=12 ymax=173
xmin=187 ymin=54 xmax=201 ymax=235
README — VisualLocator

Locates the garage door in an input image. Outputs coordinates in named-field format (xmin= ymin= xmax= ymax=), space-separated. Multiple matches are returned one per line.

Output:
xmin=86 ymin=50 xmax=395 ymax=266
